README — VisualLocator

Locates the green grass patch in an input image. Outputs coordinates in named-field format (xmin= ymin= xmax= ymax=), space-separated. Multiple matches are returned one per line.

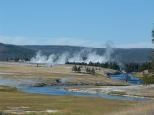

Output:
xmin=132 ymin=73 xmax=144 ymax=78
xmin=0 ymin=86 xmax=17 ymax=92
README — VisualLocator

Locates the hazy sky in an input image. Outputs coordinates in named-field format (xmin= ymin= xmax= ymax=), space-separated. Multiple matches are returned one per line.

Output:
xmin=0 ymin=0 xmax=154 ymax=48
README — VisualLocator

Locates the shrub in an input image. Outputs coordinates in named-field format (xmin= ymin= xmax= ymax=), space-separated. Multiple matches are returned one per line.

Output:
xmin=141 ymin=75 xmax=154 ymax=85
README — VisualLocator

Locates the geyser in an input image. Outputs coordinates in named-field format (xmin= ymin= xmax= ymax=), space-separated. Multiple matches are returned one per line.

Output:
xmin=30 ymin=43 xmax=114 ymax=65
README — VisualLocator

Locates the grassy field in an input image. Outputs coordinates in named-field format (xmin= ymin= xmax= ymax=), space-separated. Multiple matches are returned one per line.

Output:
xmin=0 ymin=62 xmax=153 ymax=115
xmin=0 ymin=86 xmax=137 ymax=115
xmin=0 ymin=62 xmax=123 ymax=85
xmin=110 ymin=100 xmax=154 ymax=115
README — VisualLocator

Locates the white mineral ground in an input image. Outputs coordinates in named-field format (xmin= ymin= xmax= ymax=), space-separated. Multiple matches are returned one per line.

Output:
xmin=4 ymin=106 xmax=58 ymax=114
xmin=68 ymin=85 xmax=154 ymax=98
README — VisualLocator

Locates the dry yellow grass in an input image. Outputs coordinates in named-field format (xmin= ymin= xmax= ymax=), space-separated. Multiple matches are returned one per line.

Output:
xmin=0 ymin=62 xmax=123 ymax=85
xmin=0 ymin=86 xmax=137 ymax=115
xmin=0 ymin=62 xmax=153 ymax=115
xmin=110 ymin=100 xmax=154 ymax=115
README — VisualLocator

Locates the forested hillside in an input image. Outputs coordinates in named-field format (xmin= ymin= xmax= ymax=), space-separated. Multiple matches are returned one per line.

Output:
xmin=0 ymin=43 xmax=152 ymax=63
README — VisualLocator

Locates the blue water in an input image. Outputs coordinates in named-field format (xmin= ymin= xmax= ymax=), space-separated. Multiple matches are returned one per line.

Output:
xmin=108 ymin=73 xmax=143 ymax=84
xmin=19 ymin=86 xmax=147 ymax=101
xmin=0 ymin=77 xmax=147 ymax=101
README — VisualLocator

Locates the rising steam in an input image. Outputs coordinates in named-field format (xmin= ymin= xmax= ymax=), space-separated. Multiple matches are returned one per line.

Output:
xmin=30 ymin=42 xmax=114 ymax=65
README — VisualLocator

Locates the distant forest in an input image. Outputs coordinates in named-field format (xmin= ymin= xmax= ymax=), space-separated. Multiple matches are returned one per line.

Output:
xmin=66 ymin=61 xmax=152 ymax=73
xmin=0 ymin=42 xmax=153 ymax=64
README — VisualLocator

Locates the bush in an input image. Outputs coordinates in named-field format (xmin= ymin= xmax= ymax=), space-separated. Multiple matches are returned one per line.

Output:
xmin=72 ymin=65 xmax=81 ymax=73
xmin=142 ymin=75 xmax=154 ymax=85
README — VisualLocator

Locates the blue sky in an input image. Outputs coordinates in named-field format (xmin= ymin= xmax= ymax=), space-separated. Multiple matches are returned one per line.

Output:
xmin=0 ymin=0 xmax=154 ymax=48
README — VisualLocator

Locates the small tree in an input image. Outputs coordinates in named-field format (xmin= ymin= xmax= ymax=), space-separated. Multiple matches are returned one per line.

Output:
xmin=77 ymin=66 xmax=81 ymax=73
xmin=72 ymin=65 xmax=81 ymax=73
xmin=86 ymin=67 xmax=90 ymax=73
xmin=91 ymin=68 xmax=96 ymax=75
xmin=72 ymin=65 xmax=77 ymax=72
xmin=142 ymin=75 xmax=154 ymax=86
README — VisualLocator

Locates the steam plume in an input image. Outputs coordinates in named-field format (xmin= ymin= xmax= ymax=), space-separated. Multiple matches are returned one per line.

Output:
xmin=30 ymin=43 xmax=114 ymax=65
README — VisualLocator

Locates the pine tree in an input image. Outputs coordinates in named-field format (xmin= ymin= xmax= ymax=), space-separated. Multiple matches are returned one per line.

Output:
xmin=91 ymin=68 xmax=95 ymax=75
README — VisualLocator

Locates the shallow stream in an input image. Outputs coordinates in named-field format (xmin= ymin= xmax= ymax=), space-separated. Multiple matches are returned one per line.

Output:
xmin=0 ymin=77 xmax=147 ymax=101
xmin=108 ymin=73 xmax=143 ymax=84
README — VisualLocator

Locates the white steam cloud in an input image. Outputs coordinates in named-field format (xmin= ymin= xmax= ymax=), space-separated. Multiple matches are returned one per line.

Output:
xmin=30 ymin=42 xmax=114 ymax=65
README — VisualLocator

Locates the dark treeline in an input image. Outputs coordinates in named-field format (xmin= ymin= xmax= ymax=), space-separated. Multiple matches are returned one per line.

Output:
xmin=66 ymin=61 xmax=152 ymax=72
xmin=4 ymin=56 xmax=32 ymax=62
xmin=125 ymin=62 xmax=151 ymax=72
